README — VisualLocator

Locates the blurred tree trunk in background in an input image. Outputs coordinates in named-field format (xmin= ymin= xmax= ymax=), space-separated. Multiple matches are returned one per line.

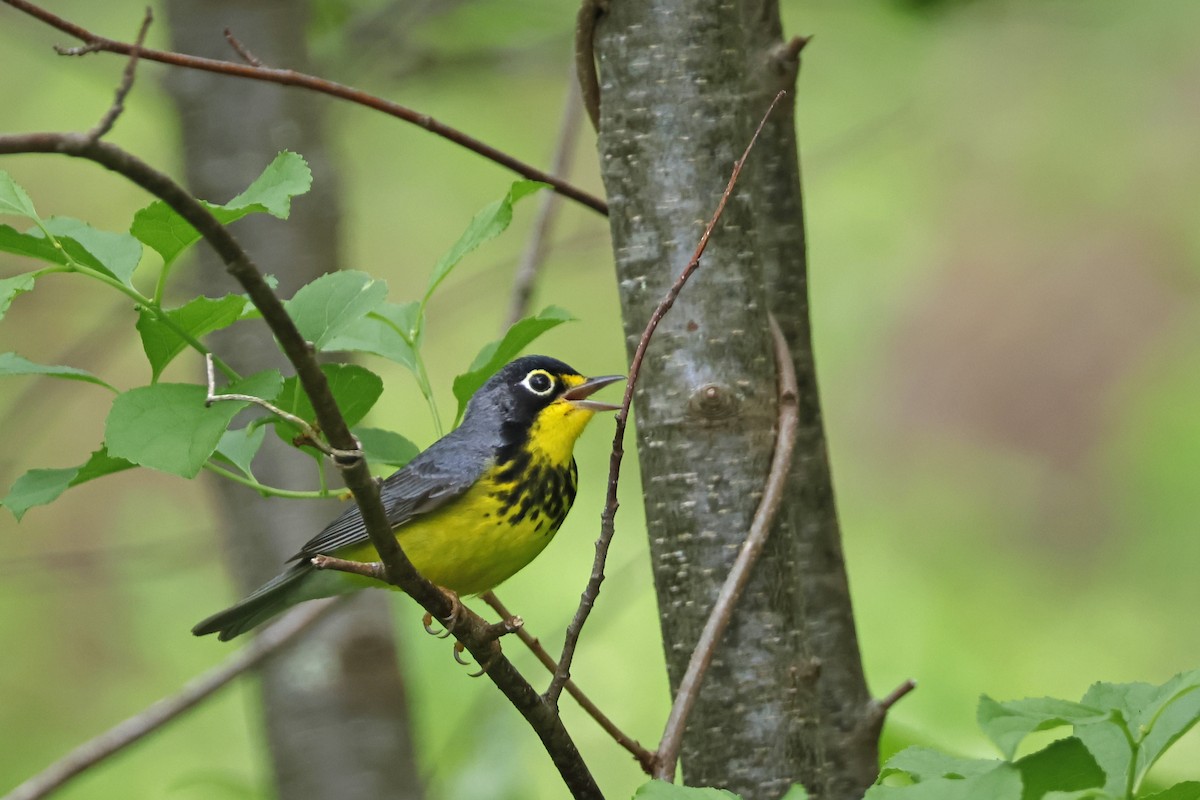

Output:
xmin=163 ymin=2 xmax=425 ymax=799
xmin=594 ymin=1 xmax=876 ymax=797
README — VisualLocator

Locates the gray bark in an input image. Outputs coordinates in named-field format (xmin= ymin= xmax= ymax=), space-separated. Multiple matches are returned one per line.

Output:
xmin=162 ymin=2 xmax=424 ymax=799
xmin=594 ymin=2 xmax=876 ymax=798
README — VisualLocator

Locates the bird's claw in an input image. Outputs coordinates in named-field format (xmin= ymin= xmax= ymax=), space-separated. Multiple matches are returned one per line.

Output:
xmin=453 ymin=641 xmax=501 ymax=678
xmin=421 ymin=587 xmax=463 ymax=639
xmin=449 ymin=616 xmax=521 ymax=677
xmin=422 ymin=612 xmax=453 ymax=638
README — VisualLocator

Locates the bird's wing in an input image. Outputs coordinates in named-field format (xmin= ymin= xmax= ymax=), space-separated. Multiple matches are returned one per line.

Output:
xmin=289 ymin=444 xmax=488 ymax=560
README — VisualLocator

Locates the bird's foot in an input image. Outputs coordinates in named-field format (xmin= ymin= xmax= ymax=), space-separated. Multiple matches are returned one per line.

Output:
xmin=421 ymin=587 xmax=463 ymax=639
xmin=451 ymin=616 xmax=522 ymax=677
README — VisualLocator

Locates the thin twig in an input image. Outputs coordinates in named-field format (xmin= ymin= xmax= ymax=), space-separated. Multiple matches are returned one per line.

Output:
xmin=84 ymin=6 xmax=152 ymax=143
xmin=309 ymin=554 xmax=387 ymax=582
xmin=223 ymin=28 xmax=262 ymax=67
xmin=483 ymin=592 xmax=656 ymax=772
xmin=203 ymin=353 xmax=362 ymax=465
xmin=2 ymin=600 xmax=340 ymax=800
xmin=505 ymin=74 xmax=583 ymax=328
xmin=2 ymin=0 xmax=608 ymax=216
xmin=847 ymin=678 xmax=918 ymax=752
xmin=652 ymin=312 xmax=799 ymax=780
xmin=876 ymin=679 xmax=917 ymax=717
xmin=545 ymin=90 xmax=788 ymax=709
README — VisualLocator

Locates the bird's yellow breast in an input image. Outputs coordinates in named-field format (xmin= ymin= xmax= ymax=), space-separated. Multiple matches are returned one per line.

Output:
xmin=338 ymin=398 xmax=597 ymax=595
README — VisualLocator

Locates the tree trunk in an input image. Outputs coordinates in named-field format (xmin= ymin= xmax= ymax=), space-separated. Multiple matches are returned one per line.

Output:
xmin=593 ymin=2 xmax=876 ymax=797
xmin=162 ymin=3 xmax=425 ymax=799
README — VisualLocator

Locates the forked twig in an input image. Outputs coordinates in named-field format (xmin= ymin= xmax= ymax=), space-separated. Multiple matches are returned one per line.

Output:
xmin=544 ymin=90 xmax=788 ymax=708
xmin=482 ymin=592 xmax=656 ymax=772
xmin=84 ymin=6 xmax=151 ymax=143
xmin=651 ymin=312 xmax=799 ymax=780
xmin=203 ymin=353 xmax=362 ymax=466
xmin=2 ymin=600 xmax=341 ymax=800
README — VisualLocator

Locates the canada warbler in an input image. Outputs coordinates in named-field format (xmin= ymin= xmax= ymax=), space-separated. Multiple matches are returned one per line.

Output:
xmin=193 ymin=355 xmax=622 ymax=641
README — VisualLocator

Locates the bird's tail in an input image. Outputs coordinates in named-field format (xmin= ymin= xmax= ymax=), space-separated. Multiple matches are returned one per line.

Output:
xmin=192 ymin=563 xmax=313 ymax=641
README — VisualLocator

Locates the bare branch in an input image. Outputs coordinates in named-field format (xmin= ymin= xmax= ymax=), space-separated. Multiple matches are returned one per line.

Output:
xmin=2 ymin=0 xmax=608 ymax=215
xmin=545 ymin=90 xmax=788 ymax=708
xmin=877 ymin=679 xmax=917 ymax=717
xmin=222 ymin=28 xmax=263 ymax=67
xmin=2 ymin=600 xmax=340 ymax=800
xmin=652 ymin=311 xmax=799 ymax=780
xmin=483 ymin=591 xmax=656 ymax=772
xmin=85 ymin=6 xmax=152 ymax=143
xmin=310 ymin=554 xmax=387 ymax=581
xmin=505 ymin=74 xmax=583 ymax=328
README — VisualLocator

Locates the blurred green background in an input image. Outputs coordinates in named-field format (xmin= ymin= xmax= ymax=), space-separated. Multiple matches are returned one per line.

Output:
xmin=2 ymin=0 xmax=1199 ymax=798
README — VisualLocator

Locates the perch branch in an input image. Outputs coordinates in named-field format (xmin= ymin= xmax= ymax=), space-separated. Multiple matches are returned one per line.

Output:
xmin=0 ymin=129 xmax=601 ymax=798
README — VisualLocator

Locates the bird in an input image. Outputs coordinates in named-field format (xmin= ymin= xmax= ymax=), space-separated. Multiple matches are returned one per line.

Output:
xmin=193 ymin=355 xmax=622 ymax=641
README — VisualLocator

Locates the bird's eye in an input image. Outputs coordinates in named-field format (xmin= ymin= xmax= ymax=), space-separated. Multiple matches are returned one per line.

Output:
xmin=522 ymin=369 xmax=555 ymax=396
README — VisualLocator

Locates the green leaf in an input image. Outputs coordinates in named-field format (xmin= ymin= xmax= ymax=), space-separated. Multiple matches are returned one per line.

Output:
xmin=978 ymin=695 xmax=1108 ymax=760
xmin=131 ymin=151 xmax=312 ymax=266
xmin=866 ymin=764 xmax=1023 ymax=800
xmin=879 ymin=747 xmax=1000 ymax=782
xmin=0 ymin=222 xmax=127 ymax=278
xmin=129 ymin=201 xmax=203 ymax=266
xmin=1041 ymin=791 xmax=1116 ymax=800
xmin=1074 ymin=720 xmax=1132 ymax=797
xmin=421 ymin=180 xmax=545 ymax=315
xmin=105 ymin=371 xmax=281 ymax=478
xmin=1072 ymin=671 xmax=1200 ymax=793
xmin=0 ymin=224 xmax=65 ymax=265
xmin=41 ymin=217 xmax=142 ymax=286
xmin=353 ymin=426 xmax=419 ymax=469
xmin=322 ymin=303 xmax=420 ymax=371
xmin=631 ymin=781 xmax=740 ymax=799
xmin=136 ymin=294 xmax=246 ymax=380
xmin=1140 ymin=782 xmax=1200 ymax=800
xmin=0 ymin=272 xmax=35 ymax=320
xmin=284 ymin=271 xmax=388 ymax=350
xmin=272 ymin=364 xmax=383 ymax=446
xmin=0 ymin=352 xmax=114 ymax=391
xmin=1129 ymin=671 xmax=1200 ymax=786
xmin=2 ymin=447 xmax=134 ymax=521
xmin=0 ymin=170 xmax=39 ymax=219
xmin=379 ymin=300 xmax=421 ymax=344
xmin=215 ymin=425 xmax=267 ymax=478
xmin=224 ymin=150 xmax=312 ymax=217
xmin=1014 ymin=737 xmax=1104 ymax=800
xmin=779 ymin=786 xmax=809 ymax=800
xmin=451 ymin=305 xmax=574 ymax=422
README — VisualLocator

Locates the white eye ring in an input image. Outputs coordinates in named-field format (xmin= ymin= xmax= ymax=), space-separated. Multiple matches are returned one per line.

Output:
xmin=522 ymin=369 xmax=555 ymax=396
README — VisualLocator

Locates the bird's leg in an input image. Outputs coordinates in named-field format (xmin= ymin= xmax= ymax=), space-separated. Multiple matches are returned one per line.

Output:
xmin=421 ymin=586 xmax=463 ymax=639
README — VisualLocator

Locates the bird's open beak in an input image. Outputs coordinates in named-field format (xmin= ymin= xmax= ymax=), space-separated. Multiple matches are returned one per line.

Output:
xmin=563 ymin=374 xmax=624 ymax=412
